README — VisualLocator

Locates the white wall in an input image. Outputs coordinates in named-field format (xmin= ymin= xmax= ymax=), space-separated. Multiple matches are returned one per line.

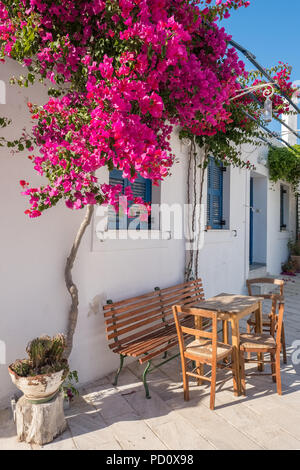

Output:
xmin=198 ymin=143 xmax=296 ymax=299
xmin=0 ymin=60 xmax=189 ymax=406
xmin=0 ymin=60 xmax=296 ymax=406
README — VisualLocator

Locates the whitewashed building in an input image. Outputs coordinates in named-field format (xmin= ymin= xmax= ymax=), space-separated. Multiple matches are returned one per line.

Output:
xmin=0 ymin=59 xmax=298 ymax=407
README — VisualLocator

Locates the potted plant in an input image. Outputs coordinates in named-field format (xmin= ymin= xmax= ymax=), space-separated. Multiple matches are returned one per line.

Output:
xmin=8 ymin=334 xmax=69 ymax=404
xmin=281 ymin=258 xmax=298 ymax=276
xmin=288 ymin=240 xmax=300 ymax=271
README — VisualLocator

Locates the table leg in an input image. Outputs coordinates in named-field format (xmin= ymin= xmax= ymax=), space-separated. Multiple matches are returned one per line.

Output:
xmin=222 ymin=320 xmax=229 ymax=344
xmin=255 ymin=301 xmax=264 ymax=372
xmin=230 ymin=317 xmax=241 ymax=396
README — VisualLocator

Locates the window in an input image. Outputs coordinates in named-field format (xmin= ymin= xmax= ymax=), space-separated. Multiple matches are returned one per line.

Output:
xmin=108 ymin=169 xmax=152 ymax=230
xmin=280 ymin=184 xmax=288 ymax=231
xmin=207 ymin=157 xmax=226 ymax=230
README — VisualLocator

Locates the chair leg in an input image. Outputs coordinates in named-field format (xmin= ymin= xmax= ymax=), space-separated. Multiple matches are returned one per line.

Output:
xmin=281 ymin=324 xmax=287 ymax=365
xmin=246 ymin=323 xmax=251 ymax=360
xmin=275 ymin=352 xmax=282 ymax=395
xmin=231 ymin=353 xmax=238 ymax=396
xmin=113 ymin=354 xmax=125 ymax=386
xmin=183 ymin=359 xmax=190 ymax=402
xmin=196 ymin=361 xmax=204 ymax=386
xmin=239 ymin=350 xmax=246 ymax=396
xmin=210 ymin=363 xmax=217 ymax=410
xmin=270 ymin=352 xmax=276 ymax=383
xmin=257 ymin=352 xmax=264 ymax=372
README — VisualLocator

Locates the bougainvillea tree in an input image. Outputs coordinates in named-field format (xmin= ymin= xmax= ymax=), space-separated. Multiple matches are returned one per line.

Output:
xmin=0 ymin=0 xmax=296 ymax=355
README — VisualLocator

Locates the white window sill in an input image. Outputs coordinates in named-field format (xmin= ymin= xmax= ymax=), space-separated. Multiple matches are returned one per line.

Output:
xmin=96 ymin=230 xmax=172 ymax=242
xmin=204 ymin=229 xmax=237 ymax=245
xmin=205 ymin=229 xmax=231 ymax=233
xmin=92 ymin=229 xmax=175 ymax=252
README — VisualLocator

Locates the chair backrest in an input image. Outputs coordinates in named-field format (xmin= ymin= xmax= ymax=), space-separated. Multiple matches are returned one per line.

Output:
xmin=246 ymin=277 xmax=284 ymax=299
xmin=270 ymin=301 xmax=285 ymax=349
xmin=172 ymin=305 xmax=218 ymax=363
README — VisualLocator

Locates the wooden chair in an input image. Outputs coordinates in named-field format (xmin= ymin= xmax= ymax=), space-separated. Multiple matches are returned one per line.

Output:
xmin=246 ymin=278 xmax=287 ymax=364
xmin=172 ymin=305 xmax=238 ymax=410
xmin=240 ymin=299 xmax=285 ymax=395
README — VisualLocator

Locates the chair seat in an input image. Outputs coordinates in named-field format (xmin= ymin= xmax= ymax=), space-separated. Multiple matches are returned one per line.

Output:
xmin=185 ymin=339 xmax=232 ymax=361
xmin=247 ymin=312 xmax=271 ymax=326
xmin=240 ymin=333 xmax=276 ymax=350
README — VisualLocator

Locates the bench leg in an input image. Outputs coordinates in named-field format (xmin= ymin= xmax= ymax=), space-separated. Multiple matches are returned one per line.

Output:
xmin=113 ymin=354 xmax=125 ymax=387
xmin=143 ymin=361 xmax=152 ymax=399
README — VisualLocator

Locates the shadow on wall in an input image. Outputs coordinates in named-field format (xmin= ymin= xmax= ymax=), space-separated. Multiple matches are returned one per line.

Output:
xmin=88 ymin=294 xmax=107 ymax=317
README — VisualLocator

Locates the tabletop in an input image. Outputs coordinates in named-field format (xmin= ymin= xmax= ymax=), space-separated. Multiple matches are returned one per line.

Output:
xmin=193 ymin=293 xmax=263 ymax=317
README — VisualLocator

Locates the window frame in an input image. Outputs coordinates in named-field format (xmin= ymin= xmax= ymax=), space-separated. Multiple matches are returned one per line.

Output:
xmin=108 ymin=169 xmax=152 ymax=231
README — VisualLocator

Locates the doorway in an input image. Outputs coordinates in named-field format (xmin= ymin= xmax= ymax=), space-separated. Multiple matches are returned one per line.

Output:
xmin=249 ymin=174 xmax=267 ymax=269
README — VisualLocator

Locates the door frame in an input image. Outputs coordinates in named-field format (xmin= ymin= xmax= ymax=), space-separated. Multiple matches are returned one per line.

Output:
xmin=249 ymin=176 xmax=254 ymax=265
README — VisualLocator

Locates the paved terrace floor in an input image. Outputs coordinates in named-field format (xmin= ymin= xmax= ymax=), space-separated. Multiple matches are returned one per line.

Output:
xmin=1 ymin=275 xmax=300 ymax=450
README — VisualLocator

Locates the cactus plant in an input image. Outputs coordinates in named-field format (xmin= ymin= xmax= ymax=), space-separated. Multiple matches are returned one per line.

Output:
xmin=26 ymin=335 xmax=52 ymax=369
xmin=49 ymin=334 xmax=66 ymax=363
xmin=11 ymin=334 xmax=69 ymax=377
xmin=11 ymin=359 xmax=31 ymax=377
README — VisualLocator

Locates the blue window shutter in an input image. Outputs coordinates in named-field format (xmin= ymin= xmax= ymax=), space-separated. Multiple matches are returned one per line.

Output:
xmin=108 ymin=170 xmax=152 ymax=230
xmin=207 ymin=157 xmax=223 ymax=230
xmin=108 ymin=169 xmax=126 ymax=230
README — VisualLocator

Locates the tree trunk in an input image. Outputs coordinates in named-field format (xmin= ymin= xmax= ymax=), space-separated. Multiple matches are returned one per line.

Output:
xmin=185 ymin=143 xmax=208 ymax=281
xmin=64 ymin=204 xmax=94 ymax=359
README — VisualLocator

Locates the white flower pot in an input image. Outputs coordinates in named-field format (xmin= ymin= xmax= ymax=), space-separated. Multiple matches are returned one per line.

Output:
xmin=8 ymin=366 xmax=66 ymax=404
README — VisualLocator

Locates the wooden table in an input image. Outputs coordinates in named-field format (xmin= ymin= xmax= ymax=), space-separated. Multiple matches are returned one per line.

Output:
xmin=193 ymin=293 xmax=263 ymax=396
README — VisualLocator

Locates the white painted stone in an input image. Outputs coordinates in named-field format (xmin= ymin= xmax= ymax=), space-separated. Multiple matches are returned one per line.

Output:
xmin=15 ymin=393 xmax=66 ymax=445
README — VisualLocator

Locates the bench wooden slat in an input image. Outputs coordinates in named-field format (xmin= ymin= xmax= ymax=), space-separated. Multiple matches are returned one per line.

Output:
xmin=154 ymin=279 xmax=203 ymax=295
xmin=107 ymin=306 xmax=205 ymax=351
xmin=103 ymin=289 xmax=158 ymax=311
xmin=138 ymin=340 xmax=179 ymax=364
xmin=104 ymin=284 xmax=203 ymax=319
xmin=103 ymin=281 xmax=202 ymax=312
xmin=119 ymin=317 xmax=194 ymax=357
xmin=104 ymin=294 xmax=159 ymax=318
xmin=107 ymin=313 xmax=175 ymax=341
xmin=105 ymin=291 xmax=204 ymax=333
xmin=109 ymin=321 xmax=174 ymax=351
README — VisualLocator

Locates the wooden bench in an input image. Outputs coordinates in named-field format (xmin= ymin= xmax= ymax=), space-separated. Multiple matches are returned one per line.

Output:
xmin=104 ymin=279 xmax=206 ymax=398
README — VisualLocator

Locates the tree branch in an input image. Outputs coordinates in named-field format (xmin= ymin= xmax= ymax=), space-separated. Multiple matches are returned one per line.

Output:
xmin=64 ymin=204 xmax=94 ymax=359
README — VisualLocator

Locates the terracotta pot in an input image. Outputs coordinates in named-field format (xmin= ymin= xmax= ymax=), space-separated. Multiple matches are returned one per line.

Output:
xmin=291 ymin=255 xmax=300 ymax=271
xmin=8 ymin=365 xmax=66 ymax=403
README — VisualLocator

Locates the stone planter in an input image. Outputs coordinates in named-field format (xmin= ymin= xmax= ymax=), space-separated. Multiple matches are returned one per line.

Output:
xmin=8 ymin=366 xmax=66 ymax=404
xmin=291 ymin=255 xmax=300 ymax=271
xmin=15 ymin=393 xmax=66 ymax=445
